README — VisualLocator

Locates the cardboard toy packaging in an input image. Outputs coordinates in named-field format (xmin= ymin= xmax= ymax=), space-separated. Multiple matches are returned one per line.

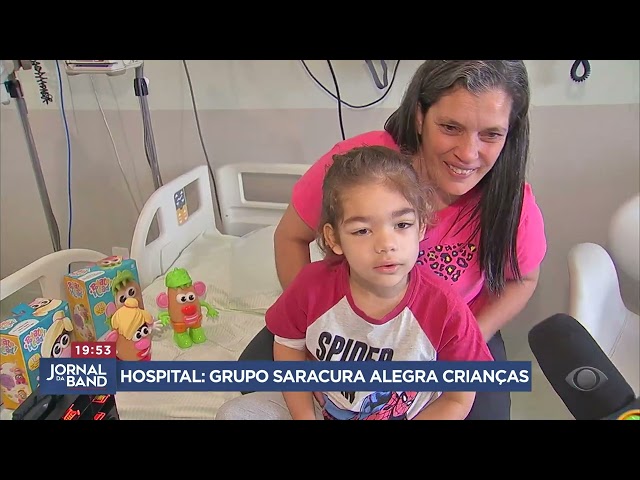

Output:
xmin=63 ymin=256 xmax=144 ymax=342
xmin=0 ymin=298 xmax=71 ymax=410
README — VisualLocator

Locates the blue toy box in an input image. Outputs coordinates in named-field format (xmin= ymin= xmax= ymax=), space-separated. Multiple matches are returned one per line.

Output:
xmin=63 ymin=255 xmax=145 ymax=342
xmin=0 ymin=298 xmax=70 ymax=410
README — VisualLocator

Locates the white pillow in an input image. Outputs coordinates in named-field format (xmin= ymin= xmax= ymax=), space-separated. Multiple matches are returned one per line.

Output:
xmin=228 ymin=225 xmax=325 ymax=309
xmin=229 ymin=225 xmax=281 ymax=305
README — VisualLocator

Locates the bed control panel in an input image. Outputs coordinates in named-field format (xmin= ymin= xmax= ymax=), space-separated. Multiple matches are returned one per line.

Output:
xmin=174 ymin=188 xmax=189 ymax=225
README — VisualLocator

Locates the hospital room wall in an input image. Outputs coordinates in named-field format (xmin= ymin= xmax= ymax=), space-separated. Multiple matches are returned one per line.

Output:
xmin=1 ymin=60 xmax=638 ymax=359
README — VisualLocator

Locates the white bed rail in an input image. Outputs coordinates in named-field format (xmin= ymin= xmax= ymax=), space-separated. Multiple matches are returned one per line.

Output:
xmin=0 ymin=249 xmax=107 ymax=302
xmin=216 ymin=163 xmax=309 ymax=237
xmin=130 ymin=162 xmax=309 ymax=288
xmin=130 ymin=165 xmax=216 ymax=290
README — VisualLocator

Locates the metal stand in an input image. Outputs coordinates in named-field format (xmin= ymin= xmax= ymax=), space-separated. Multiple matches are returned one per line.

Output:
xmin=134 ymin=65 xmax=163 ymax=190
xmin=5 ymin=71 xmax=62 ymax=252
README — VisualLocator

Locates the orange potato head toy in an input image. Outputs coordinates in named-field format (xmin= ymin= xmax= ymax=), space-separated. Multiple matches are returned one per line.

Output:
xmin=155 ymin=268 xmax=218 ymax=349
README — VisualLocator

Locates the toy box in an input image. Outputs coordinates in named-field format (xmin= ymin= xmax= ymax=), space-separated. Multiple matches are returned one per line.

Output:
xmin=0 ymin=298 xmax=71 ymax=410
xmin=63 ymin=256 xmax=145 ymax=343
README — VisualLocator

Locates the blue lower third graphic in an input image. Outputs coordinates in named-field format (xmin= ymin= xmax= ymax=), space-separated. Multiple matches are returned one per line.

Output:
xmin=40 ymin=358 xmax=118 ymax=395
xmin=39 ymin=360 xmax=532 ymax=395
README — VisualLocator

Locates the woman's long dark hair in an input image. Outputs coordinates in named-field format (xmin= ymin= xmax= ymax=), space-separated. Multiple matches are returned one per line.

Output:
xmin=385 ymin=60 xmax=531 ymax=295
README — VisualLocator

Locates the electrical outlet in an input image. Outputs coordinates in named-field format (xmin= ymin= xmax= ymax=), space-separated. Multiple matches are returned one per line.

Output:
xmin=112 ymin=246 xmax=130 ymax=259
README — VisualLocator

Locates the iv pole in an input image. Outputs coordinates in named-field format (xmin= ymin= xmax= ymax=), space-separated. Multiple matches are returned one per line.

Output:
xmin=61 ymin=60 xmax=163 ymax=192
xmin=2 ymin=60 xmax=62 ymax=252
xmin=134 ymin=64 xmax=163 ymax=190
xmin=1 ymin=60 xmax=161 ymax=254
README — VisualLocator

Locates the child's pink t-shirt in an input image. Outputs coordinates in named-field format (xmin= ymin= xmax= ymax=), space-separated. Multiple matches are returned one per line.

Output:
xmin=291 ymin=130 xmax=547 ymax=315
xmin=266 ymin=257 xmax=494 ymax=420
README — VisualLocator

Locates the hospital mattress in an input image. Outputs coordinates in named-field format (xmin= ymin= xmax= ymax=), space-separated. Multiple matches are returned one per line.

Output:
xmin=115 ymin=225 xmax=312 ymax=420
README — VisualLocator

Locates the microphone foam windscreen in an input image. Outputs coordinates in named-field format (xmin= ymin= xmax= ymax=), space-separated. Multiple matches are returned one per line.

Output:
xmin=528 ymin=313 xmax=635 ymax=420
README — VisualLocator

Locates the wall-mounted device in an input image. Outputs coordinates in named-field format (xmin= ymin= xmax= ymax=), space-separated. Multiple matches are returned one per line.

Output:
xmin=64 ymin=60 xmax=143 ymax=76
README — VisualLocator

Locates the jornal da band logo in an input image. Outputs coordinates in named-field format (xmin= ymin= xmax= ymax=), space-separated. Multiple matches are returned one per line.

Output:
xmin=45 ymin=362 xmax=109 ymax=388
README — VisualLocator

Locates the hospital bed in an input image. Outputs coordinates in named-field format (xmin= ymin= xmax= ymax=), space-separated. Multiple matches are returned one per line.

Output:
xmin=1 ymin=162 xmax=321 ymax=420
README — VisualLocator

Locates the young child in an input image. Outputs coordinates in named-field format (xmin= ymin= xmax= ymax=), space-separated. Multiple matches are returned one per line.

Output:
xmin=216 ymin=145 xmax=493 ymax=420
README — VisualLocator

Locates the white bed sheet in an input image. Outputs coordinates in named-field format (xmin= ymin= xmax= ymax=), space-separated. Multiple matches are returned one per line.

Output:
xmin=115 ymin=225 xmax=313 ymax=420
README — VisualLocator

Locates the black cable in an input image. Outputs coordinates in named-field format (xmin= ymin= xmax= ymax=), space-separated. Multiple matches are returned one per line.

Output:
xmin=326 ymin=60 xmax=345 ymax=141
xmin=570 ymin=60 xmax=591 ymax=83
xmin=303 ymin=60 xmax=401 ymax=142
xmin=181 ymin=60 xmax=224 ymax=226
xmin=301 ymin=60 xmax=400 ymax=109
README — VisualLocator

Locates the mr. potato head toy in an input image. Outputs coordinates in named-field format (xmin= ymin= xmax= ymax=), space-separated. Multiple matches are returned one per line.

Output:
xmin=104 ymin=298 xmax=153 ymax=361
xmin=156 ymin=268 xmax=218 ymax=349
xmin=105 ymin=269 xmax=145 ymax=321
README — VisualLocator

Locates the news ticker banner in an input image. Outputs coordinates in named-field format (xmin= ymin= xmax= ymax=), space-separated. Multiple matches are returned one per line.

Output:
xmin=39 ymin=359 xmax=532 ymax=395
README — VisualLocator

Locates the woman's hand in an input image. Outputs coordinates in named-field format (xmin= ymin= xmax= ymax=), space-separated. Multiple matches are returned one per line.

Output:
xmin=475 ymin=268 xmax=540 ymax=342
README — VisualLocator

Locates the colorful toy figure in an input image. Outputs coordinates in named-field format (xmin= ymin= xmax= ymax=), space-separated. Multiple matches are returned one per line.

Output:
xmin=28 ymin=298 xmax=63 ymax=317
xmin=63 ymin=256 xmax=144 ymax=342
xmin=41 ymin=310 xmax=74 ymax=359
xmin=104 ymin=298 xmax=153 ymax=361
xmin=155 ymin=268 xmax=218 ymax=349
xmin=0 ymin=298 xmax=71 ymax=409
xmin=71 ymin=304 xmax=97 ymax=341
xmin=96 ymin=255 xmax=123 ymax=269
xmin=0 ymin=363 xmax=30 ymax=406
xmin=105 ymin=269 xmax=145 ymax=319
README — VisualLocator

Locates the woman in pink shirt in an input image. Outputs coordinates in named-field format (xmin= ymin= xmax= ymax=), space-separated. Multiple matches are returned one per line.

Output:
xmin=239 ymin=60 xmax=547 ymax=420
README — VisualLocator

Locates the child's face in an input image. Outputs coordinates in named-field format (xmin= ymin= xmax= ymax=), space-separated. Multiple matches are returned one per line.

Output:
xmin=324 ymin=182 xmax=424 ymax=293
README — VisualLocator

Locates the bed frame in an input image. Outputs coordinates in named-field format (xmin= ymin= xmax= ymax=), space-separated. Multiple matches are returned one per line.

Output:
xmin=0 ymin=162 xmax=307 ymax=415
xmin=130 ymin=162 xmax=308 ymax=288
xmin=0 ymin=249 xmax=108 ymax=303
xmin=1 ymin=162 xmax=308 ymax=299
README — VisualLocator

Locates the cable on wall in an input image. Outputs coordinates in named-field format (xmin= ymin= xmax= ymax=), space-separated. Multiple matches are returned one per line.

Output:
xmin=32 ymin=60 xmax=54 ymax=105
xmin=364 ymin=60 xmax=389 ymax=89
xmin=570 ymin=60 xmax=591 ymax=83
xmin=300 ymin=60 xmax=401 ymax=108
xmin=54 ymin=60 xmax=73 ymax=252
xmin=89 ymin=75 xmax=143 ymax=217
xmin=106 ymin=76 xmax=147 ymax=207
xmin=53 ymin=62 xmax=144 ymax=256
xmin=301 ymin=60 xmax=401 ymax=141
xmin=133 ymin=64 xmax=163 ymax=191
xmin=325 ymin=60 xmax=345 ymax=140
xmin=181 ymin=60 xmax=224 ymax=226
xmin=63 ymin=73 xmax=80 ymax=136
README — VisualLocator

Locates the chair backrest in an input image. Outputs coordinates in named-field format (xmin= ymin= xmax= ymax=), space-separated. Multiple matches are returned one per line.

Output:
xmin=609 ymin=193 xmax=640 ymax=283
xmin=567 ymin=242 xmax=629 ymax=355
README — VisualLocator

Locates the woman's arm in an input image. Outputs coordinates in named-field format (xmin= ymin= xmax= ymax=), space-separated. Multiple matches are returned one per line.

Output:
xmin=274 ymin=204 xmax=317 ymax=290
xmin=475 ymin=267 xmax=540 ymax=342
xmin=474 ymin=184 xmax=547 ymax=341
xmin=274 ymin=341 xmax=317 ymax=420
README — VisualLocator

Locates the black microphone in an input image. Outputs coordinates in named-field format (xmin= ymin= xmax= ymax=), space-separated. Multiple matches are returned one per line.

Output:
xmin=528 ymin=313 xmax=637 ymax=420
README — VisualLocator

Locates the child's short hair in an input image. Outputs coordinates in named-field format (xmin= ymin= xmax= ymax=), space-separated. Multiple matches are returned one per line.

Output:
xmin=317 ymin=145 xmax=436 ymax=256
